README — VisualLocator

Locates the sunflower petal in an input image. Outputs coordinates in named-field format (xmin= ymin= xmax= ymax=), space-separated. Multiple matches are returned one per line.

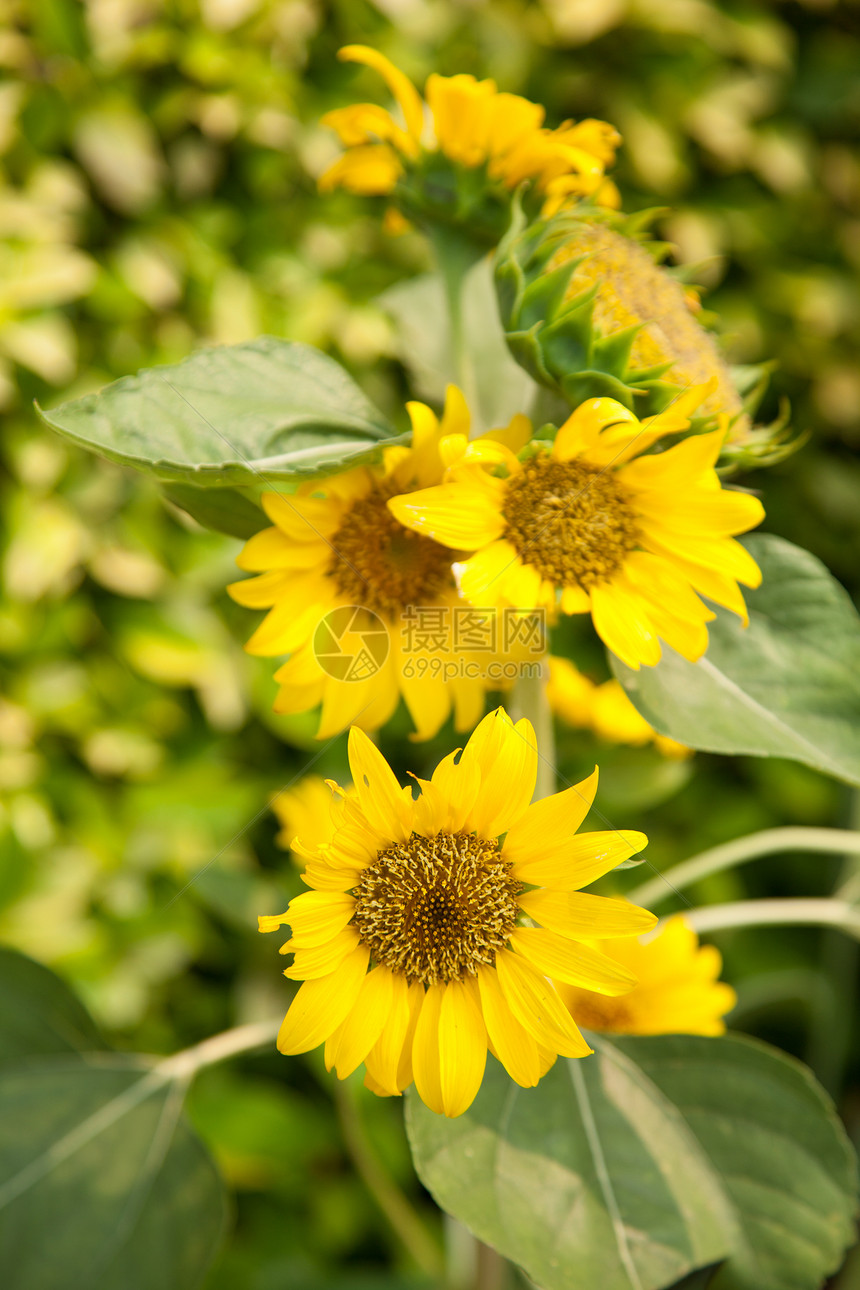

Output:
xmin=439 ymin=979 xmax=487 ymax=1116
xmin=277 ymin=943 xmax=370 ymax=1054
xmin=511 ymin=927 xmax=637 ymax=996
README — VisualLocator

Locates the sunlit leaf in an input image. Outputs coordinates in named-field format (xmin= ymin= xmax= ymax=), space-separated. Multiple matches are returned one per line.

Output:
xmin=407 ymin=1033 xmax=858 ymax=1290
xmin=613 ymin=535 xmax=860 ymax=785
xmin=36 ymin=337 xmax=404 ymax=486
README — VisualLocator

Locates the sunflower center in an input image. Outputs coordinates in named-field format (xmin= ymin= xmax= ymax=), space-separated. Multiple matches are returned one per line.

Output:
xmin=503 ymin=455 xmax=640 ymax=588
xmin=352 ymin=830 xmax=521 ymax=985
xmin=328 ymin=489 xmax=452 ymax=617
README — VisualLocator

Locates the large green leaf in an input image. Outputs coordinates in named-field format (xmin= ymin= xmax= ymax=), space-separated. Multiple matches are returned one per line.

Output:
xmin=36 ymin=336 xmax=402 ymax=485
xmin=0 ymin=1059 xmax=226 ymax=1290
xmin=612 ymin=535 xmax=860 ymax=785
xmin=0 ymin=950 xmax=227 ymax=1290
xmin=0 ymin=947 xmax=106 ymax=1067
xmin=407 ymin=1033 xmax=858 ymax=1290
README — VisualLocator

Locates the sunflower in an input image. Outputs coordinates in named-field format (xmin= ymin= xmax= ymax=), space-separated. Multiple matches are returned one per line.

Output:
xmin=258 ymin=708 xmax=655 ymax=1117
xmin=389 ymin=384 xmax=765 ymax=670
xmin=228 ymin=387 xmax=537 ymax=740
xmin=319 ymin=45 xmax=620 ymax=231
xmin=555 ymin=915 xmax=736 ymax=1036
xmin=547 ymin=656 xmax=691 ymax=758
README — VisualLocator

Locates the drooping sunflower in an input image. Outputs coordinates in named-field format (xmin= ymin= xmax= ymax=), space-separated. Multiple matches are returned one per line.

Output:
xmin=228 ymin=387 xmax=536 ymax=740
xmin=319 ymin=45 xmax=620 ymax=236
xmin=259 ymin=708 xmax=655 ymax=1117
xmin=555 ymin=915 xmax=736 ymax=1036
xmin=389 ymin=384 xmax=766 ymax=670
xmin=547 ymin=656 xmax=691 ymax=758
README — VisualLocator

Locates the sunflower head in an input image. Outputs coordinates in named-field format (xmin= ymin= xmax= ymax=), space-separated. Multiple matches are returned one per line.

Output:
xmin=555 ymin=915 xmax=737 ymax=1036
xmin=389 ymin=385 xmax=766 ymax=670
xmin=228 ymin=389 xmax=543 ymax=740
xmin=319 ymin=46 xmax=621 ymax=246
xmin=259 ymin=708 xmax=656 ymax=1116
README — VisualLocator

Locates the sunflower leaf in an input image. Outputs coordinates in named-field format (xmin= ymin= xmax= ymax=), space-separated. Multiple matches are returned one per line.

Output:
xmin=0 ymin=950 xmax=226 ymax=1290
xmin=36 ymin=336 xmax=402 ymax=486
xmin=612 ymin=534 xmax=860 ymax=784
xmin=406 ymin=1033 xmax=858 ymax=1290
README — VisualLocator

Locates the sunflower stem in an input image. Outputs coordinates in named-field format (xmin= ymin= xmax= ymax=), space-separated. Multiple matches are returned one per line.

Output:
xmin=154 ymin=1016 xmax=281 ymax=1081
xmin=428 ymin=226 xmax=484 ymax=414
xmin=678 ymin=898 xmax=860 ymax=939
xmin=331 ymin=1077 xmax=445 ymax=1279
xmin=510 ymin=658 xmax=555 ymax=802
xmin=628 ymin=826 xmax=860 ymax=909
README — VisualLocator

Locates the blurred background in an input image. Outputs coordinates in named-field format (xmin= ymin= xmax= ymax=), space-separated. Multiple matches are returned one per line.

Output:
xmin=1 ymin=0 xmax=859 ymax=1285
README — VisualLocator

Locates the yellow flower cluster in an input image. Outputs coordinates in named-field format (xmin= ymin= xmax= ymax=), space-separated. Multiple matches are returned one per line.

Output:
xmin=320 ymin=46 xmax=620 ymax=223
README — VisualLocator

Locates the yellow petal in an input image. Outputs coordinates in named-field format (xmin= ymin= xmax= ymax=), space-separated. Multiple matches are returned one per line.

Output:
xmin=318 ymin=144 xmax=402 ymax=194
xmin=284 ymin=891 xmax=357 ymax=943
xmin=388 ymin=477 xmax=506 ymax=550
xmin=553 ymin=398 xmax=639 ymax=462
xmin=284 ymin=925 xmax=361 ymax=979
xmin=364 ymin=971 xmax=412 ymax=1094
xmin=518 ymin=890 xmax=657 ymax=940
xmin=589 ymin=579 xmax=662 ymax=670
xmin=495 ymin=949 xmax=592 ymax=1059
xmin=411 ymin=982 xmax=445 ymax=1115
xmin=430 ymin=747 xmax=481 ymax=832
xmin=511 ymin=927 xmax=637 ymax=996
xmin=261 ymin=490 xmax=343 ymax=541
xmin=347 ymin=726 xmax=412 ymax=841
xmin=511 ymin=829 xmax=648 ymax=889
xmin=277 ymin=942 xmax=370 ymax=1054
xmin=438 ymin=979 xmax=487 ymax=1117
xmin=228 ymin=569 xmax=293 ymax=608
xmin=330 ymin=964 xmax=396 ymax=1078
xmin=397 ymin=981 xmax=426 ymax=1091
xmin=339 ymin=45 xmax=425 ymax=144
xmin=461 ymin=708 xmax=537 ymax=838
xmin=503 ymin=768 xmax=598 ymax=866
xmin=477 ymin=966 xmax=541 ymax=1087
xmin=457 ymin=540 xmax=521 ymax=608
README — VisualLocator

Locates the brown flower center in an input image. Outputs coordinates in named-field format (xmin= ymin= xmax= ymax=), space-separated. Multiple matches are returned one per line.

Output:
xmin=328 ymin=488 xmax=452 ymax=617
xmin=504 ymin=455 xmax=640 ymax=589
xmin=352 ymin=830 xmax=521 ymax=984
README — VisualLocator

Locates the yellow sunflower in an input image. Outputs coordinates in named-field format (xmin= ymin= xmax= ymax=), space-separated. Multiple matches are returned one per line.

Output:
xmin=556 ymin=915 xmax=736 ymax=1036
xmin=259 ymin=708 xmax=655 ymax=1117
xmin=389 ymin=384 xmax=765 ymax=670
xmin=319 ymin=45 xmax=620 ymax=223
xmin=228 ymin=387 xmax=538 ymax=741
xmin=547 ymin=656 xmax=691 ymax=758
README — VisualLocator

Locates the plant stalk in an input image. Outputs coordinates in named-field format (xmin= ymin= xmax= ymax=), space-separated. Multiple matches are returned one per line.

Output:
xmin=628 ymin=827 xmax=860 ymax=909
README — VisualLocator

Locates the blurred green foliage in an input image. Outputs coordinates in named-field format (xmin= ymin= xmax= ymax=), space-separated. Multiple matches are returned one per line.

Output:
xmin=1 ymin=0 xmax=859 ymax=1284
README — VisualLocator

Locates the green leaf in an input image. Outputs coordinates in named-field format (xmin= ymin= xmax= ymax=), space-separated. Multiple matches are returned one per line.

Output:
xmin=162 ymin=484 xmax=265 ymax=539
xmin=0 ymin=951 xmax=227 ymax=1289
xmin=612 ymin=534 xmax=860 ymax=785
xmin=0 ymin=1058 xmax=226 ymax=1290
xmin=0 ymin=947 xmax=107 ymax=1068
xmin=36 ymin=336 xmax=402 ymax=486
xmin=407 ymin=1033 xmax=858 ymax=1290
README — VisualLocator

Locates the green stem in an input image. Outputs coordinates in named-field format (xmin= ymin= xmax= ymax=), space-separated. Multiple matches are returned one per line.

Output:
xmin=428 ymin=225 xmax=484 ymax=412
xmin=331 ymin=1078 xmax=445 ymax=1280
xmin=679 ymin=898 xmax=860 ymax=938
xmin=510 ymin=659 xmax=555 ymax=802
xmin=628 ymin=827 xmax=860 ymax=910
xmin=155 ymin=1017 xmax=280 ymax=1081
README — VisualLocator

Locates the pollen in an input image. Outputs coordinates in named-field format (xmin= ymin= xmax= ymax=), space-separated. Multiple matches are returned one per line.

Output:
xmin=328 ymin=488 xmax=452 ymax=617
xmin=352 ymin=830 xmax=521 ymax=985
xmin=504 ymin=454 xmax=640 ymax=588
